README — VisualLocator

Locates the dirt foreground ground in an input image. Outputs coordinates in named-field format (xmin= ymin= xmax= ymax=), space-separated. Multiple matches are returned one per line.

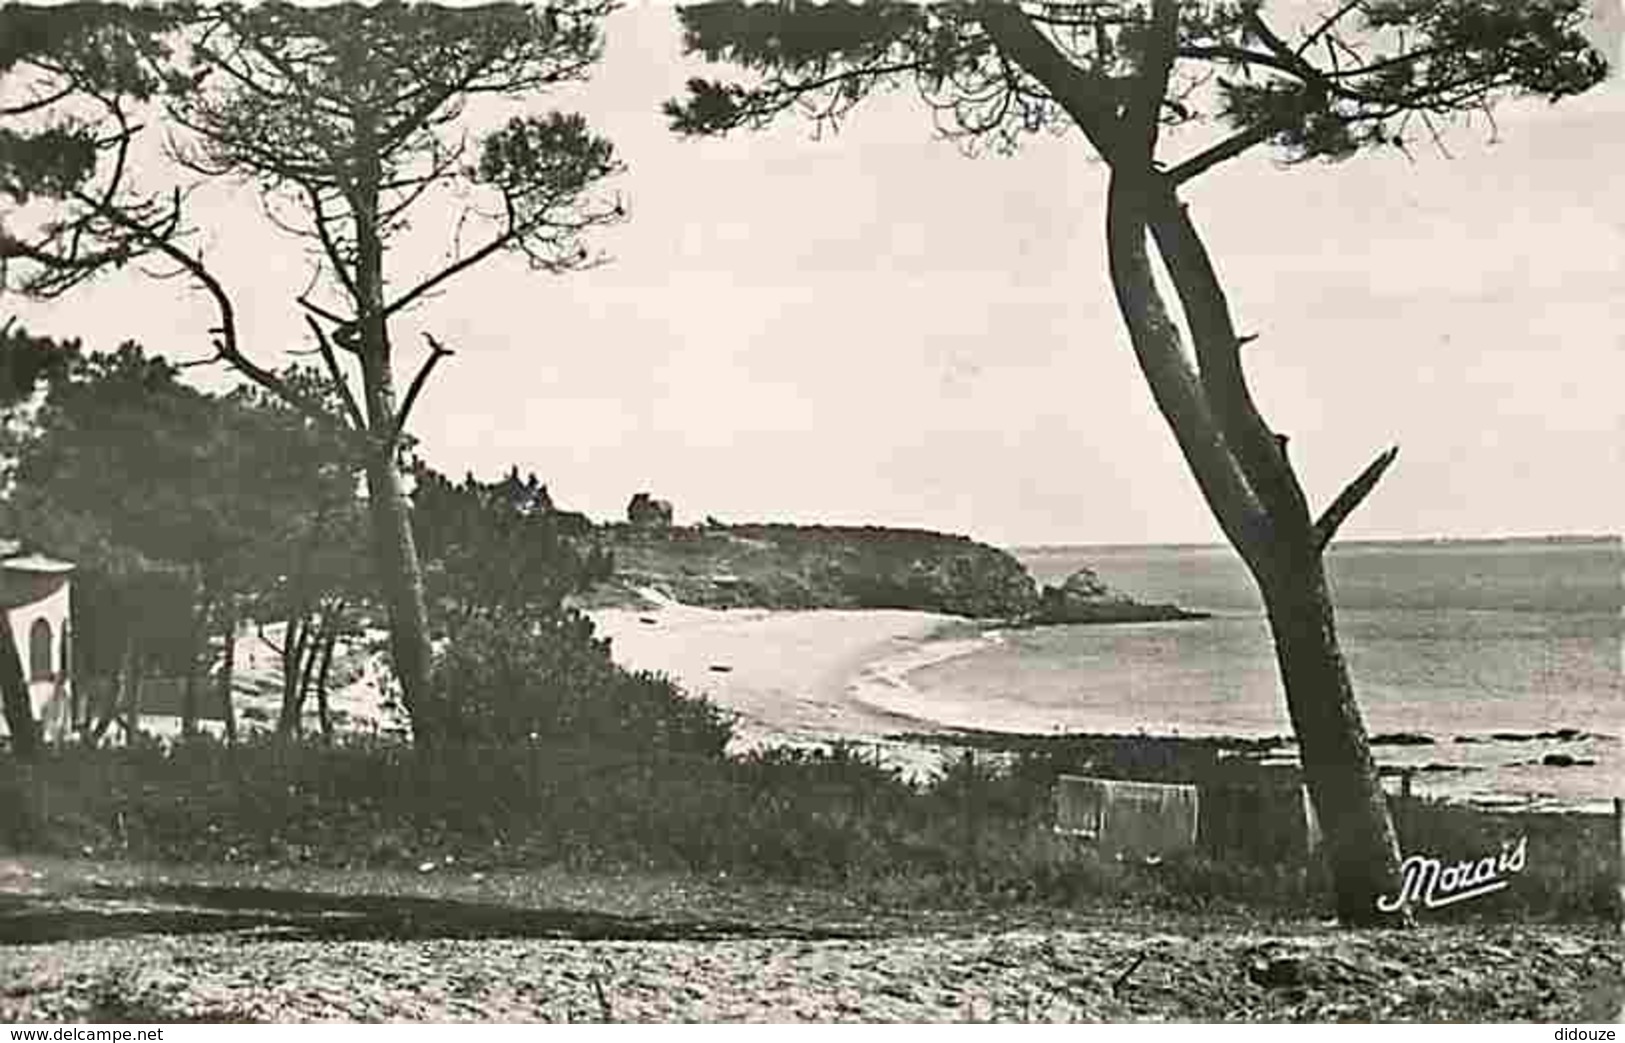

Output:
xmin=0 ymin=857 xmax=1619 ymax=1023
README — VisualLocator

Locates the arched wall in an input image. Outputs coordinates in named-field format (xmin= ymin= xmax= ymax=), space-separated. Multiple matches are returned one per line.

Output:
xmin=0 ymin=579 xmax=72 ymax=739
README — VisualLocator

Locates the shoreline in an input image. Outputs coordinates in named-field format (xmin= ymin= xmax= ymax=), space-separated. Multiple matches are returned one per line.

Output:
xmin=590 ymin=596 xmax=1618 ymax=814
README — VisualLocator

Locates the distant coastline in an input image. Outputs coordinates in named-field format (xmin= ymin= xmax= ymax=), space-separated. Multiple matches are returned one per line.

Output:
xmin=1013 ymin=533 xmax=1621 ymax=555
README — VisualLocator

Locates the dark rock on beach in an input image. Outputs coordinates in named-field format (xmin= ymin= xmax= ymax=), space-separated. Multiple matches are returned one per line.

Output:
xmin=1370 ymin=733 xmax=1436 ymax=747
xmin=1492 ymin=728 xmax=1587 ymax=743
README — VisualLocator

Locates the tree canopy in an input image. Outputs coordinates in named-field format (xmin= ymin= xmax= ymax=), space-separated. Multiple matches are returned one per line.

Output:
xmin=413 ymin=464 xmax=610 ymax=633
xmin=668 ymin=1 xmax=1606 ymax=169
xmin=9 ymin=2 xmax=628 ymax=745
xmin=141 ymin=0 xmax=625 ymax=435
xmin=0 ymin=3 xmax=190 ymax=297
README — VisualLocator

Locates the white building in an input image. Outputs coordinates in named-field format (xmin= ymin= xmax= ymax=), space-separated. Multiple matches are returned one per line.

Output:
xmin=0 ymin=539 xmax=73 ymax=740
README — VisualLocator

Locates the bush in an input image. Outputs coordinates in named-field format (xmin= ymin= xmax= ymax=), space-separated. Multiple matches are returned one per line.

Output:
xmin=429 ymin=610 xmax=733 ymax=758
xmin=0 ymin=730 xmax=1613 ymax=924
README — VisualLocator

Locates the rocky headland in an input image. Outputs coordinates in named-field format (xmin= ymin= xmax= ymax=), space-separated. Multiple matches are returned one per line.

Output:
xmin=587 ymin=516 xmax=1202 ymax=625
xmin=1022 ymin=565 xmax=1210 ymax=626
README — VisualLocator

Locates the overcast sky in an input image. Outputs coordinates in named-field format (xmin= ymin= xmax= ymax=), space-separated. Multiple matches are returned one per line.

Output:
xmin=9 ymin=3 xmax=1624 ymax=547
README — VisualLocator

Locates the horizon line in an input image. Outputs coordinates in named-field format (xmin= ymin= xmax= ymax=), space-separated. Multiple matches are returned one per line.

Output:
xmin=1007 ymin=532 xmax=1622 ymax=552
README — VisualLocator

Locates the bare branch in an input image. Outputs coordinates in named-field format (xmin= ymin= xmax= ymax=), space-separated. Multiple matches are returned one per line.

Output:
xmin=70 ymin=188 xmax=355 ymax=443
xmin=393 ymin=332 xmax=454 ymax=439
xmin=297 ymin=294 xmax=356 ymax=335
xmin=1175 ymin=43 xmax=1305 ymax=82
xmin=1296 ymin=0 xmax=1366 ymax=58
xmin=173 ymin=354 xmax=225 ymax=369
xmin=381 ymin=171 xmax=623 ymax=320
xmin=1314 ymin=446 xmax=1399 ymax=550
xmin=0 ymin=82 xmax=75 ymax=117
xmin=303 ymin=315 xmax=367 ymax=433
xmin=1166 ymin=118 xmax=1278 ymax=185
xmin=383 ymin=232 xmax=513 ymax=321
xmin=224 ymin=15 xmax=357 ymax=124
xmin=302 ymin=182 xmax=359 ymax=301
xmin=375 ymin=139 xmax=468 ymax=232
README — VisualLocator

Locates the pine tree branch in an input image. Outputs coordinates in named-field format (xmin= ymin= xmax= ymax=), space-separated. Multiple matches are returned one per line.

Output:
xmin=69 ymin=188 xmax=356 ymax=445
xmin=394 ymin=333 xmax=454 ymax=439
xmin=302 ymin=315 xmax=366 ymax=433
xmin=1167 ymin=119 xmax=1280 ymax=185
xmin=1314 ymin=446 xmax=1399 ymax=550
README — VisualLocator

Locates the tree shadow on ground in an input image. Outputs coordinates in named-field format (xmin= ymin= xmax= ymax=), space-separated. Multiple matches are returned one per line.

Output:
xmin=0 ymin=882 xmax=863 ymax=945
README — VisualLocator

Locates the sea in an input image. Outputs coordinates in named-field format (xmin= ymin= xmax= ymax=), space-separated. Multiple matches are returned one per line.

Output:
xmin=857 ymin=537 xmax=1622 ymax=812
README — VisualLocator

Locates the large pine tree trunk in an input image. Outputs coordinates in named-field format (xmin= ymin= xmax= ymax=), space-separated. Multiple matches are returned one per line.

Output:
xmin=1100 ymin=170 xmax=1405 ymax=925
xmin=361 ymin=440 xmax=436 ymax=744
xmin=0 ymin=618 xmax=39 ymax=759
xmin=352 ymin=141 xmax=438 ymax=746
xmin=1258 ymin=553 xmax=1404 ymax=924
xmin=978 ymin=2 xmax=1406 ymax=922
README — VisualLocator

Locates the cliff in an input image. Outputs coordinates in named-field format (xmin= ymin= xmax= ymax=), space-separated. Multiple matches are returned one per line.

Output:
xmin=585 ymin=522 xmax=1207 ymax=624
xmin=594 ymin=522 xmax=1039 ymax=619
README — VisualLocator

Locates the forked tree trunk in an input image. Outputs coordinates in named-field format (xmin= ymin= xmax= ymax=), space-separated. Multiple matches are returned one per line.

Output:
xmin=0 ymin=618 xmax=39 ymax=759
xmin=1102 ymin=170 xmax=1404 ymax=925
xmin=975 ymin=0 xmax=1406 ymax=923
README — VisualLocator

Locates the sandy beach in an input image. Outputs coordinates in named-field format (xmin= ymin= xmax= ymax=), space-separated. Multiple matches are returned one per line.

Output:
xmin=589 ymin=592 xmax=1620 ymax=812
xmin=589 ymin=593 xmax=976 ymax=765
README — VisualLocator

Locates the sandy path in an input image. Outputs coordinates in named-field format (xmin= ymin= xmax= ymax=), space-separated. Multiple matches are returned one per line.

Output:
xmin=4 ymin=925 xmax=1618 ymax=1022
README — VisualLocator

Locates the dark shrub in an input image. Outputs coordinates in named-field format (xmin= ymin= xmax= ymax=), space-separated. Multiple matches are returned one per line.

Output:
xmin=0 ymin=735 xmax=1614 ymax=923
xmin=429 ymin=610 xmax=733 ymax=758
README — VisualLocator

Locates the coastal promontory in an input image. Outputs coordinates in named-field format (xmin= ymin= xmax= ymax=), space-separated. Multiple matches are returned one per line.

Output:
xmin=586 ymin=505 xmax=1203 ymax=624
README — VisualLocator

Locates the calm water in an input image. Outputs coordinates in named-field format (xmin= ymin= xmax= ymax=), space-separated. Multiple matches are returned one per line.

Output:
xmin=874 ymin=539 xmax=1622 ymax=809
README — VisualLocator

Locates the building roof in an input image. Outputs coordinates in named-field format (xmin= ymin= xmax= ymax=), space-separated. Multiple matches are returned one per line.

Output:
xmin=2 ymin=553 xmax=74 ymax=575
xmin=0 ymin=538 xmax=74 ymax=574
